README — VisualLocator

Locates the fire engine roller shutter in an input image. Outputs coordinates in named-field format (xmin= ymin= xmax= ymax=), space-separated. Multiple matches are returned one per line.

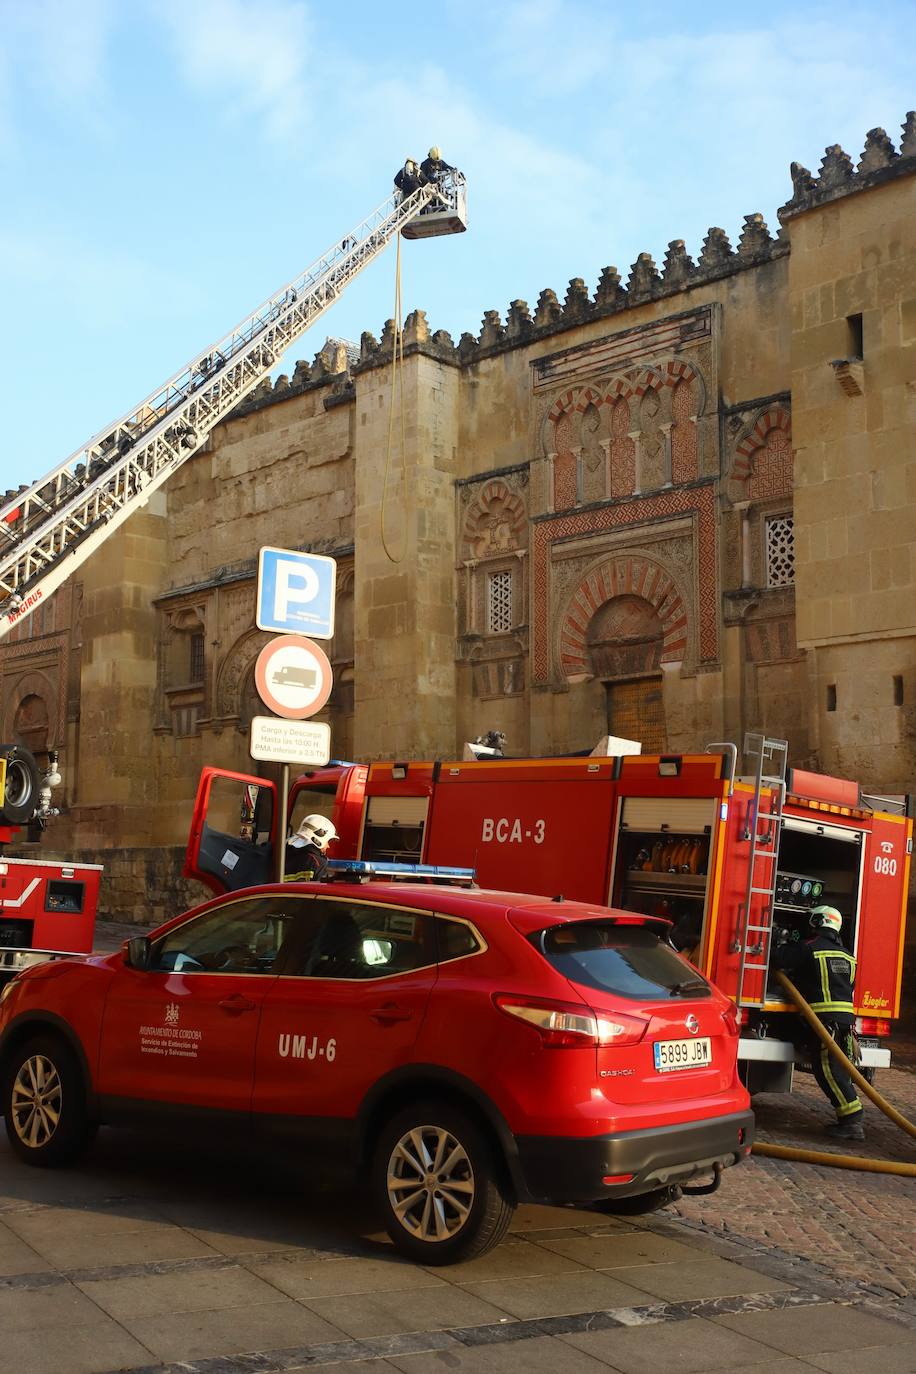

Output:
xmin=781 ymin=816 xmax=862 ymax=844
xmin=365 ymin=797 xmax=429 ymax=826
xmin=621 ymin=798 xmax=716 ymax=834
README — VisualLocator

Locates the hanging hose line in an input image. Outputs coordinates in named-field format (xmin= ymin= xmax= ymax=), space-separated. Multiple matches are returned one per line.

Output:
xmin=380 ymin=231 xmax=408 ymax=565
xmin=749 ymin=970 xmax=916 ymax=1177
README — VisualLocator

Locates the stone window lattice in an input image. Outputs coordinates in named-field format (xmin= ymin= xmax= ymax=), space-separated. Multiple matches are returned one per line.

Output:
xmin=487 ymin=569 xmax=514 ymax=633
xmin=766 ymin=515 xmax=795 ymax=588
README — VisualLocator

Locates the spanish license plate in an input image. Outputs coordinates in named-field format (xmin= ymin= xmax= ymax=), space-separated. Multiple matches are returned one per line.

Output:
xmin=653 ymin=1037 xmax=712 ymax=1072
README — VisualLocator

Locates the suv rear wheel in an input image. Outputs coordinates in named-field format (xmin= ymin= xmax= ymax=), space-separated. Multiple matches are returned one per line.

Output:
xmin=3 ymin=1035 xmax=95 ymax=1167
xmin=371 ymin=1100 xmax=514 ymax=1264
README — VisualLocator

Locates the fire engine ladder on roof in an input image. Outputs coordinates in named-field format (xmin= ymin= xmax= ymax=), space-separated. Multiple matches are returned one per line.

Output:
xmin=0 ymin=171 xmax=467 ymax=640
xmin=733 ymin=732 xmax=789 ymax=1008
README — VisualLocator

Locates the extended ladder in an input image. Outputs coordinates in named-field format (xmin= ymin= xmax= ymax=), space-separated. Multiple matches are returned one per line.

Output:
xmin=733 ymin=732 xmax=789 ymax=1007
xmin=0 ymin=171 xmax=467 ymax=638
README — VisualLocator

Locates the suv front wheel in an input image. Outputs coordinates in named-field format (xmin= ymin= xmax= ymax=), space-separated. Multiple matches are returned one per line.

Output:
xmin=372 ymin=1100 xmax=514 ymax=1264
xmin=3 ymin=1034 xmax=95 ymax=1167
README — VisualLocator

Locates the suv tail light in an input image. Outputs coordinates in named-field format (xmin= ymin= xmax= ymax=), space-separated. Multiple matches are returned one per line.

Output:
xmin=494 ymin=995 xmax=647 ymax=1048
xmin=721 ymin=1003 xmax=742 ymax=1036
xmin=856 ymin=1017 xmax=891 ymax=1036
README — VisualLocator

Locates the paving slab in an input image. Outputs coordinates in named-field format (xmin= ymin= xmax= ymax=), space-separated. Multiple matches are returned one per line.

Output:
xmin=420 ymin=1236 xmax=587 ymax=1283
xmin=304 ymin=1285 xmax=514 ymax=1339
xmin=561 ymin=1312 xmax=780 ymax=1373
xmin=122 ymin=1295 xmax=344 ymax=1362
xmin=607 ymin=1256 xmax=791 ymax=1302
xmin=0 ymin=1319 xmax=153 ymax=1374
xmin=711 ymin=1301 xmax=915 ymax=1355
xmin=537 ymin=1229 xmax=703 ymax=1270
xmin=0 ymin=1280 xmax=114 ymax=1333
xmin=455 ymin=1268 xmax=653 ymax=1319
xmin=387 ymin=1332 xmax=614 ymax=1372
xmin=250 ymin=1252 xmax=445 ymax=1300
xmin=804 ymin=1342 xmax=916 ymax=1373
xmin=75 ymin=1261 xmax=286 ymax=1320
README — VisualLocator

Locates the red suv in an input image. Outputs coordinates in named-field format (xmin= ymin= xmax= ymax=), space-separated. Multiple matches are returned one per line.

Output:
xmin=0 ymin=880 xmax=752 ymax=1263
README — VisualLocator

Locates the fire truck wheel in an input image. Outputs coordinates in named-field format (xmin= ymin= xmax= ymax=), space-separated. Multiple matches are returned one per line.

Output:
xmin=3 ymin=1035 xmax=96 ymax=1168
xmin=591 ymin=1185 xmax=680 ymax=1216
xmin=371 ymin=1100 xmax=515 ymax=1265
xmin=0 ymin=745 xmax=40 ymax=826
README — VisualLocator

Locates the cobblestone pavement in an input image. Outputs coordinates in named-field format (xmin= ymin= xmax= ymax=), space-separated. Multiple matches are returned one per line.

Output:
xmin=675 ymin=1063 xmax=916 ymax=1302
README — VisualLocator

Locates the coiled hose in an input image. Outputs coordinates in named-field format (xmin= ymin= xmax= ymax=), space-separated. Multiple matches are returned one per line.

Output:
xmin=750 ymin=971 xmax=916 ymax=1177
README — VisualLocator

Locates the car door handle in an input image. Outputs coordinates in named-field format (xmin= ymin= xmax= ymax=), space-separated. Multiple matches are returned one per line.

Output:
xmin=370 ymin=1003 xmax=413 ymax=1025
xmin=218 ymin=994 xmax=257 ymax=1015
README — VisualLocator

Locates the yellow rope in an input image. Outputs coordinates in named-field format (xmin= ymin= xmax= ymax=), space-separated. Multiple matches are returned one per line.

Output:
xmin=380 ymin=232 xmax=408 ymax=564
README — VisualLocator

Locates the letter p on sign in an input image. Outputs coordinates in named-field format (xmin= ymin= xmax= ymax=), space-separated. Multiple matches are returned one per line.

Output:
xmin=257 ymin=547 xmax=336 ymax=640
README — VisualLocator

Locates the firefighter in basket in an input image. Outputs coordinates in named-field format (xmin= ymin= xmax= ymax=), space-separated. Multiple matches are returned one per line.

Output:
xmin=284 ymin=814 xmax=338 ymax=883
xmin=773 ymin=905 xmax=865 ymax=1141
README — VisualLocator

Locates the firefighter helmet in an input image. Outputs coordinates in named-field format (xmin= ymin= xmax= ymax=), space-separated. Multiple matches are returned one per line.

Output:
xmin=810 ymin=905 xmax=842 ymax=932
xmin=293 ymin=814 xmax=338 ymax=852
xmin=428 ymin=145 xmax=441 ymax=160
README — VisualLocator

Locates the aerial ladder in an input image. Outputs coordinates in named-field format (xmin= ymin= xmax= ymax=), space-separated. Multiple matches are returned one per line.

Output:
xmin=0 ymin=166 xmax=467 ymax=639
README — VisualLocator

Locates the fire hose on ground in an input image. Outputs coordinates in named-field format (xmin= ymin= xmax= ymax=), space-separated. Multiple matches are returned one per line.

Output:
xmin=749 ymin=970 xmax=916 ymax=1177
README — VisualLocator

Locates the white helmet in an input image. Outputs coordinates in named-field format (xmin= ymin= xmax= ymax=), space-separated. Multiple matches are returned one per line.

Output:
xmin=810 ymin=905 xmax=842 ymax=932
xmin=294 ymin=814 xmax=338 ymax=852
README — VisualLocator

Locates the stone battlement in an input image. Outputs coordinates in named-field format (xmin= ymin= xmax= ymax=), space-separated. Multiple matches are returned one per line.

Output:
xmin=229 ymin=111 xmax=915 ymax=418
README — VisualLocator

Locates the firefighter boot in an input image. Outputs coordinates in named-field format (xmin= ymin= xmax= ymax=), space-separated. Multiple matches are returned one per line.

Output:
xmin=825 ymin=1114 xmax=865 ymax=1142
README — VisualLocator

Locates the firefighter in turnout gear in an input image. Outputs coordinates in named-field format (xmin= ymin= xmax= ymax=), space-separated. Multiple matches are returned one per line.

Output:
xmin=284 ymin=814 xmax=338 ymax=883
xmin=774 ymin=905 xmax=865 ymax=1140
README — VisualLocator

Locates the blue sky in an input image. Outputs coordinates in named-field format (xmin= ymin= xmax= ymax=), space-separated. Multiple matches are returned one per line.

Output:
xmin=1 ymin=0 xmax=914 ymax=493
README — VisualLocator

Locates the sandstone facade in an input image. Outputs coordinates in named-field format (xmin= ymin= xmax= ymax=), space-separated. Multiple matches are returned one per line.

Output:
xmin=2 ymin=118 xmax=914 ymax=927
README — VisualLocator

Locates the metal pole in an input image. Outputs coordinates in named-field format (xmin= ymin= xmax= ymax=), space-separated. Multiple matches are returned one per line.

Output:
xmin=277 ymin=763 xmax=290 ymax=881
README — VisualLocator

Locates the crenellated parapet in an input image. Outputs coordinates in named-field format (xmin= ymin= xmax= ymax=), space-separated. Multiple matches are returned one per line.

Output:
xmin=234 ymin=112 xmax=915 ymax=400
xmin=779 ymin=112 xmax=916 ymax=221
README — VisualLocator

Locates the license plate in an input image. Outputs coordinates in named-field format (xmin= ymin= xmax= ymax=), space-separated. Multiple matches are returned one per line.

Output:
xmin=653 ymin=1037 xmax=712 ymax=1072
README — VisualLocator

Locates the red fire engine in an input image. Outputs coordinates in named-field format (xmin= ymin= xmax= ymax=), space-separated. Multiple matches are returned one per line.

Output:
xmin=0 ymin=746 xmax=101 ymax=984
xmin=188 ymin=733 xmax=913 ymax=1093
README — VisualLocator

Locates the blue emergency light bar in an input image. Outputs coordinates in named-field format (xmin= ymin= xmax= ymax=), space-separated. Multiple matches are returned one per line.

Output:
xmin=326 ymin=859 xmax=476 ymax=885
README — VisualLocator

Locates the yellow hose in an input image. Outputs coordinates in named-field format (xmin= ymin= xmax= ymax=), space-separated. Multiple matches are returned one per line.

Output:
xmin=753 ymin=1140 xmax=916 ymax=1177
xmin=748 ymin=971 xmax=916 ymax=1177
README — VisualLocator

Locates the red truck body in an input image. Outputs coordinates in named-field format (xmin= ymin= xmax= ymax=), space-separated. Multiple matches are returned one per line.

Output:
xmin=187 ymin=746 xmax=912 ymax=1090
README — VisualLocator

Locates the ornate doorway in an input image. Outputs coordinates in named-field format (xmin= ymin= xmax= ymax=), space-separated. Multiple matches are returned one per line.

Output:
xmin=586 ymin=595 xmax=667 ymax=751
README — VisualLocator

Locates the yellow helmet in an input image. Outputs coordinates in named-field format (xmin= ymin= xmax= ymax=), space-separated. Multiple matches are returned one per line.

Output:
xmin=428 ymin=145 xmax=441 ymax=160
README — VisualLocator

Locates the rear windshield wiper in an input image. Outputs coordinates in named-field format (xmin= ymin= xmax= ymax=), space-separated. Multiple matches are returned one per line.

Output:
xmin=669 ymin=979 xmax=709 ymax=995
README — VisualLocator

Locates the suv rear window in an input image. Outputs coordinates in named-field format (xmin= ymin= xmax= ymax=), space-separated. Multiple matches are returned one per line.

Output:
xmin=532 ymin=921 xmax=711 ymax=1001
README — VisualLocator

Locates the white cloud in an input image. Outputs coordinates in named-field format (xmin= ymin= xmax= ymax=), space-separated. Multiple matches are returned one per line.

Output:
xmin=155 ymin=0 xmax=313 ymax=143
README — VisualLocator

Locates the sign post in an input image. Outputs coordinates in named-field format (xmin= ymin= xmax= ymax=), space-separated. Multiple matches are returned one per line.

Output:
xmin=253 ymin=548 xmax=338 ymax=882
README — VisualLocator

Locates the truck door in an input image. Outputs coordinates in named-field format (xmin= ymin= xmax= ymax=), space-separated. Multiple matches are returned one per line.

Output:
xmin=185 ymin=768 xmax=278 ymax=896
xmin=855 ymin=812 xmax=912 ymax=1019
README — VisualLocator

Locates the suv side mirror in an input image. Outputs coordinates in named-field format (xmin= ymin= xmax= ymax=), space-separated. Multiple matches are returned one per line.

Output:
xmin=125 ymin=935 xmax=151 ymax=970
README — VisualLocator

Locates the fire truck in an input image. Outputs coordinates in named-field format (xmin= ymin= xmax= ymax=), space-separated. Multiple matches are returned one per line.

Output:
xmin=187 ymin=732 xmax=913 ymax=1092
xmin=0 ymin=164 xmax=467 ymax=976
xmin=0 ymin=745 xmax=101 ymax=984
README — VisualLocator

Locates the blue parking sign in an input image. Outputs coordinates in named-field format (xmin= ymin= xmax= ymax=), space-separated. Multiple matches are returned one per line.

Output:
xmin=256 ymin=547 xmax=336 ymax=639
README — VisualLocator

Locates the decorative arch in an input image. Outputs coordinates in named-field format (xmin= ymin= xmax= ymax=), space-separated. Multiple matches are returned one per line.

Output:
xmin=557 ymin=555 xmax=689 ymax=680
xmin=2 ymin=669 xmax=59 ymax=748
xmin=462 ymin=479 xmax=527 ymax=558
xmin=215 ymin=628 xmax=266 ymax=718
xmin=729 ymin=406 xmax=793 ymax=500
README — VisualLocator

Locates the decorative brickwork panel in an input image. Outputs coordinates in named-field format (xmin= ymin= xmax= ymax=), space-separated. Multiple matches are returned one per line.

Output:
xmin=671 ymin=378 xmax=698 ymax=483
xmin=765 ymin=515 xmax=795 ymax=588
xmin=533 ymin=484 xmax=718 ymax=682
xmin=729 ymin=405 xmax=792 ymax=500
xmin=748 ymin=429 xmax=794 ymax=501
xmin=552 ymin=410 xmax=577 ymax=510
xmin=609 ymin=398 xmax=635 ymax=497
xmin=580 ymin=403 xmax=607 ymax=504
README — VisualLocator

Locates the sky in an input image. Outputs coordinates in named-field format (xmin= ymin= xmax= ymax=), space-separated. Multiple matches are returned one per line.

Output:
xmin=1 ymin=0 xmax=914 ymax=493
